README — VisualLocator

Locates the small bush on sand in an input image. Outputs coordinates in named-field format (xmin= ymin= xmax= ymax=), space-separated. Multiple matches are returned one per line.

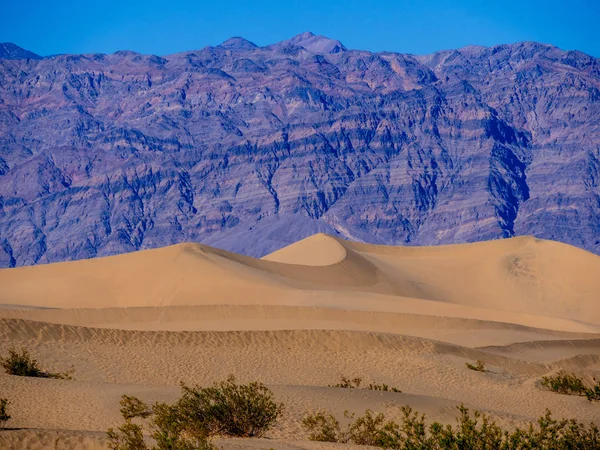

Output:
xmin=330 ymin=376 xmax=401 ymax=393
xmin=0 ymin=398 xmax=10 ymax=429
xmin=329 ymin=375 xmax=363 ymax=389
xmin=367 ymin=383 xmax=402 ymax=393
xmin=541 ymin=372 xmax=588 ymax=396
xmin=303 ymin=409 xmax=401 ymax=446
xmin=302 ymin=410 xmax=347 ymax=443
xmin=0 ymin=347 xmax=73 ymax=379
xmin=107 ymin=376 xmax=282 ymax=450
xmin=585 ymin=378 xmax=600 ymax=402
xmin=465 ymin=360 xmax=486 ymax=372
xmin=107 ymin=421 xmax=148 ymax=450
xmin=541 ymin=372 xmax=600 ymax=402
xmin=303 ymin=404 xmax=600 ymax=449
xmin=120 ymin=395 xmax=152 ymax=420
xmin=177 ymin=375 xmax=283 ymax=438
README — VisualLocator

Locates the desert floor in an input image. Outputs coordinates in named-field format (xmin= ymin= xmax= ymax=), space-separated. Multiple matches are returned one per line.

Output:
xmin=0 ymin=234 xmax=599 ymax=449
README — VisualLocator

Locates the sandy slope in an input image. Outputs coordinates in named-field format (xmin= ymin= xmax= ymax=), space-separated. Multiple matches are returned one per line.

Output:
xmin=1 ymin=234 xmax=600 ymax=449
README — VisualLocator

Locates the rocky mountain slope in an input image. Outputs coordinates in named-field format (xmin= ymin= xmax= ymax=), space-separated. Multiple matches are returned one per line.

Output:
xmin=0 ymin=34 xmax=599 ymax=267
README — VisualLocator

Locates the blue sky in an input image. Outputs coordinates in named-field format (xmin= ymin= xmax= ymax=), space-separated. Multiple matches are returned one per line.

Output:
xmin=1 ymin=0 xmax=598 ymax=57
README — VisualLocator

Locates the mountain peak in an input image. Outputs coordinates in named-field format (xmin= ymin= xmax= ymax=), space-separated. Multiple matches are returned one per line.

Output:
xmin=283 ymin=32 xmax=347 ymax=54
xmin=292 ymin=31 xmax=315 ymax=40
xmin=0 ymin=43 xmax=42 ymax=60
xmin=219 ymin=37 xmax=258 ymax=50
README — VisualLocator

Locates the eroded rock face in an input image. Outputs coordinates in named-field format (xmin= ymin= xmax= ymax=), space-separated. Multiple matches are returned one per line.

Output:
xmin=0 ymin=37 xmax=599 ymax=267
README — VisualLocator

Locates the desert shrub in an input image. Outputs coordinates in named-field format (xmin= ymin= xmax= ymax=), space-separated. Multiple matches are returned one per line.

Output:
xmin=367 ymin=383 xmax=402 ymax=393
xmin=0 ymin=347 xmax=73 ymax=379
xmin=330 ymin=375 xmax=362 ymax=389
xmin=0 ymin=398 xmax=10 ymax=429
xmin=302 ymin=410 xmax=346 ymax=443
xmin=541 ymin=372 xmax=600 ymax=403
xmin=121 ymin=395 xmax=152 ymax=420
xmin=177 ymin=375 xmax=283 ymax=438
xmin=151 ymin=402 xmax=215 ymax=450
xmin=107 ymin=376 xmax=282 ymax=450
xmin=108 ymin=396 xmax=215 ymax=450
xmin=541 ymin=372 xmax=587 ymax=396
xmin=585 ymin=378 xmax=600 ymax=402
xmin=465 ymin=360 xmax=486 ymax=372
xmin=329 ymin=376 xmax=401 ymax=393
xmin=303 ymin=404 xmax=600 ymax=449
xmin=107 ymin=421 xmax=148 ymax=450
xmin=348 ymin=410 xmax=401 ymax=448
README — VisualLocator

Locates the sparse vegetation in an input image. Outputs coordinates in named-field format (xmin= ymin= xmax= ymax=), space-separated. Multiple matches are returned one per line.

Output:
xmin=107 ymin=375 xmax=282 ymax=450
xmin=0 ymin=347 xmax=74 ymax=380
xmin=107 ymin=421 xmax=148 ymax=450
xmin=120 ymin=395 xmax=152 ymax=420
xmin=465 ymin=360 xmax=486 ymax=372
xmin=367 ymin=383 xmax=401 ymax=393
xmin=330 ymin=376 xmax=401 ymax=393
xmin=0 ymin=398 xmax=10 ymax=429
xmin=585 ymin=378 xmax=600 ymax=402
xmin=329 ymin=375 xmax=363 ymax=389
xmin=303 ymin=404 xmax=600 ymax=449
xmin=541 ymin=372 xmax=600 ymax=402
xmin=177 ymin=375 xmax=283 ymax=438
xmin=302 ymin=410 xmax=352 ymax=443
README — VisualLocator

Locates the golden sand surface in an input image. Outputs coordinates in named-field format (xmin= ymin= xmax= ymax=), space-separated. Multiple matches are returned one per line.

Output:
xmin=1 ymin=234 xmax=599 ymax=449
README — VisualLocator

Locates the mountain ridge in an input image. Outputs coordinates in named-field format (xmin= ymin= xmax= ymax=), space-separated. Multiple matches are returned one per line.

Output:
xmin=0 ymin=34 xmax=599 ymax=267
xmin=3 ymin=34 xmax=597 ymax=59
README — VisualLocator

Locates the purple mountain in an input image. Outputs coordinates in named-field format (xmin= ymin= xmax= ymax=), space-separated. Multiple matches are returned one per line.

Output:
xmin=0 ymin=43 xmax=42 ymax=60
xmin=0 ymin=34 xmax=599 ymax=267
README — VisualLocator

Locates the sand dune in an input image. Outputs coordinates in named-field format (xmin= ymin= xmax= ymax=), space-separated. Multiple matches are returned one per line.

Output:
xmin=1 ymin=234 xmax=600 ymax=449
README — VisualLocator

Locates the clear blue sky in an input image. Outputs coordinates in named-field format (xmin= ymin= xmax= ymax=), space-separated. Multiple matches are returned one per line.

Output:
xmin=1 ymin=0 xmax=598 ymax=57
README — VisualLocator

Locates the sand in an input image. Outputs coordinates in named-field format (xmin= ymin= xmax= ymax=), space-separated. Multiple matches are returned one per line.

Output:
xmin=0 ymin=234 xmax=599 ymax=449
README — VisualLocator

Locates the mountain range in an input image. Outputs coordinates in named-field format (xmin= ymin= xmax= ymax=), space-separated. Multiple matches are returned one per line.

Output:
xmin=0 ymin=33 xmax=599 ymax=267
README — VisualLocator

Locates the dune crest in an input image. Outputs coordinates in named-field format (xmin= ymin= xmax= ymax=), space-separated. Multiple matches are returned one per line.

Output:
xmin=1 ymin=234 xmax=599 ymax=330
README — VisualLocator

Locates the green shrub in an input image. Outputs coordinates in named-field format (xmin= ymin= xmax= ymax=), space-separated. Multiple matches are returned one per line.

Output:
xmin=585 ymin=378 xmax=600 ymax=402
xmin=107 ymin=421 xmax=148 ymax=450
xmin=302 ymin=404 xmax=600 ymax=449
xmin=0 ymin=398 xmax=10 ymax=429
xmin=120 ymin=395 xmax=152 ymax=420
xmin=177 ymin=375 xmax=283 ymax=438
xmin=349 ymin=410 xmax=401 ymax=448
xmin=367 ymin=383 xmax=402 ymax=393
xmin=107 ymin=376 xmax=282 ymax=450
xmin=541 ymin=372 xmax=600 ymax=403
xmin=330 ymin=376 xmax=401 ymax=393
xmin=329 ymin=375 xmax=362 ymax=389
xmin=465 ymin=360 xmax=486 ymax=372
xmin=151 ymin=402 xmax=215 ymax=450
xmin=302 ymin=410 xmax=346 ymax=443
xmin=541 ymin=372 xmax=588 ymax=396
xmin=0 ymin=347 xmax=73 ymax=380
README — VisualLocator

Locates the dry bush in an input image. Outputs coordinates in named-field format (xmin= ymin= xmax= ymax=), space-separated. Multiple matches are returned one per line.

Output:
xmin=329 ymin=375 xmax=363 ymax=389
xmin=120 ymin=395 xmax=152 ymax=420
xmin=541 ymin=372 xmax=600 ymax=403
xmin=107 ymin=421 xmax=148 ymax=450
xmin=303 ymin=404 xmax=600 ymax=449
xmin=301 ymin=410 xmax=346 ymax=443
xmin=367 ymin=383 xmax=402 ymax=393
xmin=465 ymin=360 xmax=486 ymax=372
xmin=177 ymin=375 xmax=283 ymax=438
xmin=0 ymin=347 xmax=74 ymax=379
xmin=330 ymin=376 xmax=401 ymax=393
xmin=107 ymin=375 xmax=282 ymax=450
xmin=585 ymin=378 xmax=600 ymax=402
xmin=0 ymin=398 xmax=10 ymax=429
